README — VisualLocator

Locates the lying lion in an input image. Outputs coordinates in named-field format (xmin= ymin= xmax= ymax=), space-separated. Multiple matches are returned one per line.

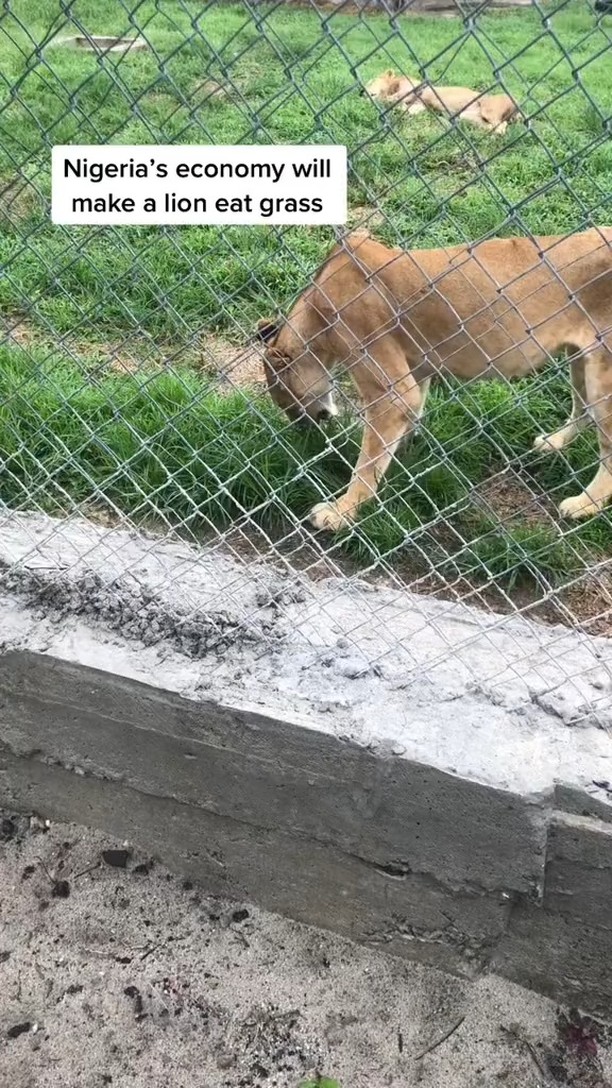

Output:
xmin=365 ymin=69 xmax=521 ymax=134
xmin=256 ymin=227 xmax=612 ymax=532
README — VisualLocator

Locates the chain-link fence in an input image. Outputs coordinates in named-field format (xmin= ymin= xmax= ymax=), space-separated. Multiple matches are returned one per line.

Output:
xmin=1 ymin=0 xmax=612 ymax=718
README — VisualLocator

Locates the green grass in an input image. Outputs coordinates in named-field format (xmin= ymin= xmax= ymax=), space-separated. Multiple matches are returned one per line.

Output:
xmin=2 ymin=344 xmax=610 ymax=589
xmin=299 ymin=1079 xmax=341 ymax=1088
xmin=0 ymin=0 xmax=611 ymax=591
xmin=1 ymin=0 xmax=611 ymax=341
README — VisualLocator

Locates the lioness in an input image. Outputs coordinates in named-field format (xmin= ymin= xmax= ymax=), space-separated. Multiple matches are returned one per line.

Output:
xmin=364 ymin=69 xmax=521 ymax=134
xmin=256 ymin=228 xmax=612 ymax=533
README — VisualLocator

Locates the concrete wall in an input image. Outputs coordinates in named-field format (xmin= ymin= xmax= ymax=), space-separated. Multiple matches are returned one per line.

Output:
xmin=1 ymin=513 xmax=611 ymax=1015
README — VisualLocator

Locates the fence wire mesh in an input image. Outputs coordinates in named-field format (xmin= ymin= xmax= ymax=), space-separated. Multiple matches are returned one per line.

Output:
xmin=1 ymin=0 xmax=612 ymax=723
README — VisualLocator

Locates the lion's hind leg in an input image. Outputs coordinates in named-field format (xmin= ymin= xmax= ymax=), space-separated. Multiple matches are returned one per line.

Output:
xmin=558 ymin=345 xmax=612 ymax=519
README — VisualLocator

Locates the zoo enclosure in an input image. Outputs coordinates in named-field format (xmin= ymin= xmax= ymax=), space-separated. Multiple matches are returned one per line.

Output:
xmin=1 ymin=0 xmax=612 ymax=698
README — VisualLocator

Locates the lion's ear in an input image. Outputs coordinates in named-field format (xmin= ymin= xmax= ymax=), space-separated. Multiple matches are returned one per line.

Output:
xmin=263 ymin=349 xmax=291 ymax=390
xmin=254 ymin=317 xmax=280 ymax=344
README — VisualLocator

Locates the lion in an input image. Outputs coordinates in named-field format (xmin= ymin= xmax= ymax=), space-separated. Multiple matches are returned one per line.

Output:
xmin=255 ymin=227 xmax=612 ymax=533
xmin=364 ymin=69 xmax=521 ymax=134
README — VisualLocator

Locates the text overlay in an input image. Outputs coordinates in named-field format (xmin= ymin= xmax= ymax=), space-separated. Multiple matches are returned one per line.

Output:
xmin=52 ymin=144 xmax=347 ymax=226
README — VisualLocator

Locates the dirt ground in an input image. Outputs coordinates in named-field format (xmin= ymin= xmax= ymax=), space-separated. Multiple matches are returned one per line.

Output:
xmin=0 ymin=810 xmax=611 ymax=1088
xmin=0 ymin=312 xmax=266 ymax=388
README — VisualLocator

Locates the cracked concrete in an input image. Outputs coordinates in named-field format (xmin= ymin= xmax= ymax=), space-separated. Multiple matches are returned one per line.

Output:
xmin=1 ymin=511 xmax=612 ymax=1014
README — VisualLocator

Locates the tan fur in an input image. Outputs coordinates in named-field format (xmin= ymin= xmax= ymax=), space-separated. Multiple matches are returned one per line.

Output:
xmin=365 ymin=69 xmax=521 ymax=134
xmin=365 ymin=70 xmax=420 ymax=106
xmin=256 ymin=228 xmax=612 ymax=532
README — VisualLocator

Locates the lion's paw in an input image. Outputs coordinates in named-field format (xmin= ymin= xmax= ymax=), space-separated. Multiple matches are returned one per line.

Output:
xmin=558 ymin=493 xmax=604 ymax=520
xmin=533 ymin=432 xmax=565 ymax=454
xmin=309 ymin=501 xmax=353 ymax=533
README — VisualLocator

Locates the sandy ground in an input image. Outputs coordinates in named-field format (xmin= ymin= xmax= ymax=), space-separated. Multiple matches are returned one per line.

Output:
xmin=0 ymin=810 xmax=610 ymax=1088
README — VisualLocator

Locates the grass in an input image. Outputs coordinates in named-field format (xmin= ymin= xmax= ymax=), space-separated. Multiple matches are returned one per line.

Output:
xmin=299 ymin=1079 xmax=340 ymax=1088
xmin=0 ymin=0 xmax=611 ymax=593
xmin=1 ymin=344 xmax=610 ymax=590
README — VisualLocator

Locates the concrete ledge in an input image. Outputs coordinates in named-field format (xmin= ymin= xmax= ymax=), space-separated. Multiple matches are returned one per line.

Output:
xmin=1 ymin=512 xmax=612 ymax=1015
xmin=0 ymin=651 xmax=611 ymax=1012
xmin=0 ymin=742 xmax=512 ymax=978
xmin=0 ymin=651 xmax=546 ymax=895
xmin=544 ymin=811 xmax=612 ymax=930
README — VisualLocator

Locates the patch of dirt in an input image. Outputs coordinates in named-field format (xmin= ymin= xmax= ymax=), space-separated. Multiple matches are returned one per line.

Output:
xmin=557 ymin=573 xmax=612 ymax=638
xmin=347 ymin=205 xmax=385 ymax=230
xmin=0 ymin=314 xmax=264 ymax=388
xmin=192 ymin=78 xmax=236 ymax=103
xmin=0 ymin=317 xmax=41 ymax=350
xmin=2 ymin=808 xmax=612 ymax=1088
xmin=201 ymin=509 xmax=612 ymax=639
xmin=0 ymin=177 xmax=40 ymax=225
xmin=68 ymin=335 xmax=147 ymax=374
xmin=201 ymin=333 xmax=265 ymax=391
xmin=0 ymin=315 xmax=160 ymax=375
xmin=2 ymin=808 xmax=593 ymax=1088
xmin=287 ymin=0 xmax=530 ymax=13
xmin=267 ymin=0 xmax=463 ymax=15
xmin=473 ymin=467 xmax=557 ymax=528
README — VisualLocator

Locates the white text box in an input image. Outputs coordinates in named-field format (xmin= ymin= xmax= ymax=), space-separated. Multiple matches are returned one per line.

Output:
xmin=52 ymin=144 xmax=347 ymax=226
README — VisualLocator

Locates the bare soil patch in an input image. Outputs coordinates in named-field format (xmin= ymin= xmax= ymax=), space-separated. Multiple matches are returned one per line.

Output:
xmin=192 ymin=78 xmax=236 ymax=103
xmin=346 ymin=205 xmax=385 ymax=230
xmin=1 ymin=809 xmax=610 ymax=1088
xmin=0 ymin=177 xmax=40 ymax=225
xmin=0 ymin=314 xmax=264 ymax=388
xmin=473 ymin=467 xmax=557 ymax=529
xmin=202 ymin=333 xmax=266 ymax=390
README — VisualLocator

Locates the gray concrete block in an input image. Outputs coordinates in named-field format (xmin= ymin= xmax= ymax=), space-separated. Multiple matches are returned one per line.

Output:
xmin=4 ymin=739 xmax=612 ymax=1015
xmin=555 ymin=783 xmax=612 ymax=825
xmin=544 ymin=811 xmax=612 ymax=931
xmin=0 ymin=650 xmax=547 ymax=896
xmin=2 ymin=512 xmax=612 ymax=1015
xmin=0 ymin=748 xmax=511 ymax=978
xmin=491 ymin=899 xmax=612 ymax=1018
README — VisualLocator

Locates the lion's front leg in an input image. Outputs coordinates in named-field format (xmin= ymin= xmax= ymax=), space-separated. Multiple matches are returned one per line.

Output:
xmin=309 ymin=381 xmax=426 ymax=532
